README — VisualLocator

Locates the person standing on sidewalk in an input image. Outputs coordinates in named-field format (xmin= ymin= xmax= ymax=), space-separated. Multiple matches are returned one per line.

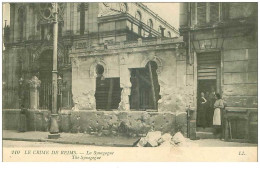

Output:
xmin=19 ymin=105 xmax=28 ymax=132
xmin=213 ymin=93 xmax=224 ymax=138
xmin=207 ymin=87 xmax=216 ymax=127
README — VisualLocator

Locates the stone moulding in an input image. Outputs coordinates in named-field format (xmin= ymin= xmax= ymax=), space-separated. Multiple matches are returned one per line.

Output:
xmin=70 ymin=37 xmax=184 ymax=54
xmin=89 ymin=57 xmax=108 ymax=78
xmin=140 ymin=55 xmax=163 ymax=74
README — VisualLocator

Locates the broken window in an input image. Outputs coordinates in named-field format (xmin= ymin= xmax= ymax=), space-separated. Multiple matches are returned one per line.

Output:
xmin=79 ymin=3 xmax=85 ymax=35
xmin=95 ymin=65 xmax=122 ymax=110
xmin=130 ymin=61 xmax=160 ymax=111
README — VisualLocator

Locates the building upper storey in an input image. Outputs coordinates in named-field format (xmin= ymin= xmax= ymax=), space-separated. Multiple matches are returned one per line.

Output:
xmin=4 ymin=2 xmax=179 ymax=45
xmin=179 ymin=2 xmax=257 ymax=31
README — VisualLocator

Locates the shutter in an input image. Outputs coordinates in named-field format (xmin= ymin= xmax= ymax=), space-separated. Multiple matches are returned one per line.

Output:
xmin=197 ymin=3 xmax=207 ymax=24
xmin=197 ymin=52 xmax=220 ymax=80
xmin=210 ymin=2 xmax=220 ymax=22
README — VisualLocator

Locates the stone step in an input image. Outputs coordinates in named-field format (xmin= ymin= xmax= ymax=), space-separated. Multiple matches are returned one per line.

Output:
xmin=196 ymin=131 xmax=217 ymax=139
xmin=196 ymin=127 xmax=216 ymax=133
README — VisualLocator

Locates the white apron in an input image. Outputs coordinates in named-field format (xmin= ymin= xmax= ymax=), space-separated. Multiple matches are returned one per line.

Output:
xmin=213 ymin=108 xmax=221 ymax=126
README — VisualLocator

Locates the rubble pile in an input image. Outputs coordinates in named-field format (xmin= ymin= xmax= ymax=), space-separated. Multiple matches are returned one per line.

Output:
xmin=134 ymin=131 xmax=189 ymax=147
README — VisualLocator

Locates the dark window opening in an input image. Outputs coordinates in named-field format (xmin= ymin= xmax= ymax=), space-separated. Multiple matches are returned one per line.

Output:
xmin=168 ymin=31 xmax=171 ymax=38
xmin=95 ymin=65 xmax=122 ymax=110
xmin=138 ymin=26 xmax=142 ymax=36
xmin=80 ymin=3 xmax=85 ymax=35
xmin=130 ymin=61 xmax=160 ymax=111
xmin=18 ymin=8 xmax=25 ymax=41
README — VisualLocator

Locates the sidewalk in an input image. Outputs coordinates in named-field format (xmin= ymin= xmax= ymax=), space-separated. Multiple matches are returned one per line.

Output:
xmin=3 ymin=130 xmax=139 ymax=147
xmin=3 ymin=130 xmax=257 ymax=147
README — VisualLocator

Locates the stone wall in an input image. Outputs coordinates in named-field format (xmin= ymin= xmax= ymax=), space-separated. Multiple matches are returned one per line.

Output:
xmin=2 ymin=109 xmax=21 ymax=130
xmin=222 ymin=27 xmax=258 ymax=108
xmin=2 ymin=109 xmax=51 ymax=131
xmin=67 ymin=111 xmax=187 ymax=137
xmin=2 ymin=109 xmax=187 ymax=137
xmin=70 ymin=37 xmax=190 ymax=113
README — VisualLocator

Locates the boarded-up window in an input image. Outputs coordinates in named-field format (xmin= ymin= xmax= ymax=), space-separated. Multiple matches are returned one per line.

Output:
xmin=197 ymin=3 xmax=207 ymax=24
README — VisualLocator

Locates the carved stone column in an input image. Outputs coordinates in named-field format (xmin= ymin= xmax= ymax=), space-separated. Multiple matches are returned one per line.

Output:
xmin=118 ymin=56 xmax=131 ymax=111
xmin=29 ymin=76 xmax=41 ymax=109
xmin=118 ymin=87 xmax=131 ymax=111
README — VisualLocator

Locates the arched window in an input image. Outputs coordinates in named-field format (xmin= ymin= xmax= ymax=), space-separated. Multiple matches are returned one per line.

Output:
xmin=79 ymin=3 xmax=85 ymax=35
xmin=148 ymin=19 xmax=153 ymax=29
xmin=18 ymin=7 xmax=25 ymax=41
xmin=135 ymin=11 xmax=142 ymax=21
xmin=135 ymin=11 xmax=142 ymax=36
xmin=168 ymin=31 xmax=171 ymax=38
xmin=96 ymin=64 xmax=104 ymax=77
xmin=130 ymin=61 xmax=160 ymax=110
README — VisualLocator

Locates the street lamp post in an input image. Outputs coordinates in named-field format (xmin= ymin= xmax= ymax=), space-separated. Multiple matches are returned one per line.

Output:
xmin=48 ymin=2 xmax=60 ymax=139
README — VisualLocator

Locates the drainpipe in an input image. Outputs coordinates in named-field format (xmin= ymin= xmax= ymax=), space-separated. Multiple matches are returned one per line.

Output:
xmin=188 ymin=2 xmax=192 ymax=65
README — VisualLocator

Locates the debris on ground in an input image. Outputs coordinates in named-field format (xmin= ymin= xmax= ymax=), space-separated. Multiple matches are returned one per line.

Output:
xmin=134 ymin=131 xmax=192 ymax=147
xmin=171 ymin=132 xmax=186 ymax=145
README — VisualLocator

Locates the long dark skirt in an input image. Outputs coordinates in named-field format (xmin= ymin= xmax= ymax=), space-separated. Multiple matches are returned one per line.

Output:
xmin=198 ymin=105 xmax=207 ymax=128
xmin=19 ymin=114 xmax=27 ymax=132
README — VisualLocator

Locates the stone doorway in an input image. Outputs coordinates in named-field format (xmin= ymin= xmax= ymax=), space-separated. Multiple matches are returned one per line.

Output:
xmin=196 ymin=52 xmax=221 ymax=138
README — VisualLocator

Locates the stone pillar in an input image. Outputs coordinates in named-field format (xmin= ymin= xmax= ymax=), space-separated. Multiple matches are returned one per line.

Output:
xmin=118 ymin=57 xmax=131 ymax=111
xmin=118 ymin=87 xmax=131 ymax=111
xmin=29 ymin=76 xmax=41 ymax=109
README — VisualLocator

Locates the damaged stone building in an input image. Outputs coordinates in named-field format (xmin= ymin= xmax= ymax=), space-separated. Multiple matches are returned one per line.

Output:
xmin=179 ymin=2 xmax=258 ymax=142
xmin=2 ymin=2 xmax=258 ymax=142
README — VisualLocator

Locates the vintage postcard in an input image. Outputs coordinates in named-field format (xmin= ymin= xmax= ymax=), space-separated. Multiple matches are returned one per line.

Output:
xmin=2 ymin=2 xmax=258 ymax=162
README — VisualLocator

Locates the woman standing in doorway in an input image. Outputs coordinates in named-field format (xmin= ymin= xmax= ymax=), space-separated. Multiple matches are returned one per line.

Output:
xmin=213 ymin=93 xmax=224 ymax=138
xmin=198 ymin=92 xmax=207 ymax=128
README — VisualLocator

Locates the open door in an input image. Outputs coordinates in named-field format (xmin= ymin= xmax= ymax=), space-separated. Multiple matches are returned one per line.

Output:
xmin=197 ymin=52 xmax=221 ymax=131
